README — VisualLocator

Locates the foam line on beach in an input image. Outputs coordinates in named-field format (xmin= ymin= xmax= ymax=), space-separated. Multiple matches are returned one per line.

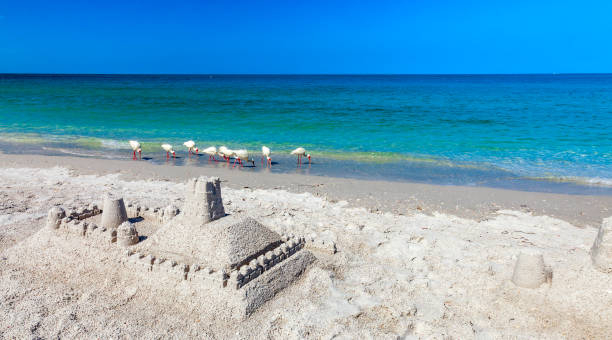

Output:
xmin=1 ymin=131 xmax=612 ymax=193
xmin=523 ymin=175 xmax=612 ymax=188
xmin=0 ymin=132 xmax=492 ymax=167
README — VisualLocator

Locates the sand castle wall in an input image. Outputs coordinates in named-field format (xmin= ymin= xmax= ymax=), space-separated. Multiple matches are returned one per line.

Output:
xmin=56 ymin=206 xmax=117 ymax=243
xmin=121 ymin=235 xmax=306 ymax=289
xmin=126 ymin=203 xmax=179 ymax=224
xmin=50 ymin=200 xmax=182 ymax=243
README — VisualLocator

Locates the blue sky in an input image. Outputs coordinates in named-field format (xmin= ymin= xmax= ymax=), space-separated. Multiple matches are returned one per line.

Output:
xmin=1 ymin=0 xmax=611 ymax=74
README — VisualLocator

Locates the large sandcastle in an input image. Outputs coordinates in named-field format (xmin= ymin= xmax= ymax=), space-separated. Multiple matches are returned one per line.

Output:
xmin=46 ymin=176 xmax=315 ymax=317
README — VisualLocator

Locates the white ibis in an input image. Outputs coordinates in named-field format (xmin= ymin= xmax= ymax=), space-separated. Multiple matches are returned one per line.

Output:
xmin=183 ymin=140 xmax=198 ymax=156
xmin=202 ymin=146 xmax=218 ymax=161
xmin=262 ymin=146 xmax=271 ymax=167
xmin=161 ymin=144 xmax=175 ymax=159
xmin=218 ymin=146 xmax=232 ymax=163
xmin=233 ymin=149 xmax=254 ymax=168
xmin=225 ymin=149 xmax=236 ymax=164
xmin=290 ymin=147 xmax=311 ymax=164
xmin=129 ymin=140 xmax=141 ymax=160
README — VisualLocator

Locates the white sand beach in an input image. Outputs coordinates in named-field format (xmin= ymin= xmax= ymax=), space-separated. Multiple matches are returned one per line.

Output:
xmin=1 ymin=154 xmax=611 ymax=339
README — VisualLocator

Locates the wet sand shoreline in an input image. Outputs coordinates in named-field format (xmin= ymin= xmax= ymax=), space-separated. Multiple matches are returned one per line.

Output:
xmin=1 ymin=152 xmax=609 ymax=227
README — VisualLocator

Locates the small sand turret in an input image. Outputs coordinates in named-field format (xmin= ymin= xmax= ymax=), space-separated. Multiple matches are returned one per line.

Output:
xmin=511 ymin=250 xmax=552 ymax=288
xmin=117 ymin=221 xmax=139 ymax=247
xmin=46 ymin=207 xmax=66 ymax=229
xmin=591 ymin=217 xmax=612 ymax=273
xmin=163 ymin=205 xmax=179 ymax=222
xmin=101 ymin=196 xmax=128 ymax=230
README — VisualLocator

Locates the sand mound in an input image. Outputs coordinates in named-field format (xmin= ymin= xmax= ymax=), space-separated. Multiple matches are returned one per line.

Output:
xmin=149 ymin=214 xmax=282 ymax=270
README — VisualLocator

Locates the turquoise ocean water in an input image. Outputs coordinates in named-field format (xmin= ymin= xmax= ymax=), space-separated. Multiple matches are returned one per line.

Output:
xmin=0 ymin=74 xmax=611 ymax=194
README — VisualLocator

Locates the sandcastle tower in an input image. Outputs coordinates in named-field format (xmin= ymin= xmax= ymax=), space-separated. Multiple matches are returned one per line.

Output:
xmin=46 ymin=207 xmax=66 ymax=230
xmin=181 ymin=177 xmax=225 ymax=224
xmin=101 ymin=196 xmax=128 ymax=230
xmin=163 ymin=205 xmax=179 ymax=221
xmin=511 ymin=250 xmax=552 ymax=288
xmin=591 ymin=217 xmax=612 ymax=273
xmin=117 ymin=221 xmax=139 ymax=247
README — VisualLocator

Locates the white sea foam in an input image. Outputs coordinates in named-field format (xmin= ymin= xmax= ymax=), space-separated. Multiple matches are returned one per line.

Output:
xmin=101 ymin=139 xmax=127 ymax=149
xmin=584 ymin=177 xmax=612 ymax=187
xmin=41 ymin=147 xmax=116 ymax=159
xmin=533 ymin=175 xmax=612 ymax=188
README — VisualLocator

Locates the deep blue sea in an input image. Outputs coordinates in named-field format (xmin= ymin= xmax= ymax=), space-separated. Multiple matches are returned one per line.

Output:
xmin=0 ymin=74 xmax=611 ymax=194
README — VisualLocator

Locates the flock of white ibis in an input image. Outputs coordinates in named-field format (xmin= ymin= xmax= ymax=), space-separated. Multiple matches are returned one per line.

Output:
xmin=128 ymin=140 xmax=311 ymax=167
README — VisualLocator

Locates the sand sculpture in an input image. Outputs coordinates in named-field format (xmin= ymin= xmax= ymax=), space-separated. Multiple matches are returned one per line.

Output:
xmin=46 ymin=206 xmax=66 ymax=230
xmin=100 ymin=196 xmax=128 ymax=229
xmin=511 ymin=250 xmax=552 ymax=288
xmin=591 ymin=217 xmax=612 ymax=273
xmin=117 ymin=221 xmax=139 ymax=247
xmin=46 ymin=176 xmax=315 ymax=317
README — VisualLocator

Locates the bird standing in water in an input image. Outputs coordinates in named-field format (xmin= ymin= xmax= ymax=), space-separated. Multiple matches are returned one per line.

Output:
xmin=202 ymin=146 xmax=218 ymax=161
xmin=290 ymin=147 xmax=310 ymax=164
xmin=261 ymin=146 xmax=271 ymax=167
xmin=218 ymin=146 xmax=233 ymax=163
xmin=129 ymin=140 xmax=141 ymax=160
xmin=183 ymin=140 xmax=198 ymax=156
xmin=161 ymin=144 xmax=175 ymax=159
xmin=233 ymin=149 xmax=255 ymax=168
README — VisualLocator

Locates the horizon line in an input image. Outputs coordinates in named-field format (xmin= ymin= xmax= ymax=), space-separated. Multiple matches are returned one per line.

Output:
xmin=1 ymin=72 xmax=612 ymax=76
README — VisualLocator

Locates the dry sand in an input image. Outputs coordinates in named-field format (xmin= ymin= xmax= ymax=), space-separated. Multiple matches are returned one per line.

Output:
xmin=1 ymin=153 xmax=611 ymax=339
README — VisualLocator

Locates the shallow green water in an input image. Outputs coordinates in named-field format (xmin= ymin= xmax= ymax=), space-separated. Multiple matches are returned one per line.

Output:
xmin=1 ymin=74 xmax=610 ymax=192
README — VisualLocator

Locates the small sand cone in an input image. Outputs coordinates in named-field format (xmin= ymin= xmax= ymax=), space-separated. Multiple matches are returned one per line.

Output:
xmin=117 ymin=221 xmax=139 ymax=247
xmin=511 ymin=250 xmax=552 ymax=288
xmin=591 ymin=217 xmax=612 ymax=273
xmin=46 ymin=207 xmax=66 ymax=229
xmin=101 ymin=196 xmax=128 ymax=230
xmin=163 ymin=205 xmax=179 ymax=222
